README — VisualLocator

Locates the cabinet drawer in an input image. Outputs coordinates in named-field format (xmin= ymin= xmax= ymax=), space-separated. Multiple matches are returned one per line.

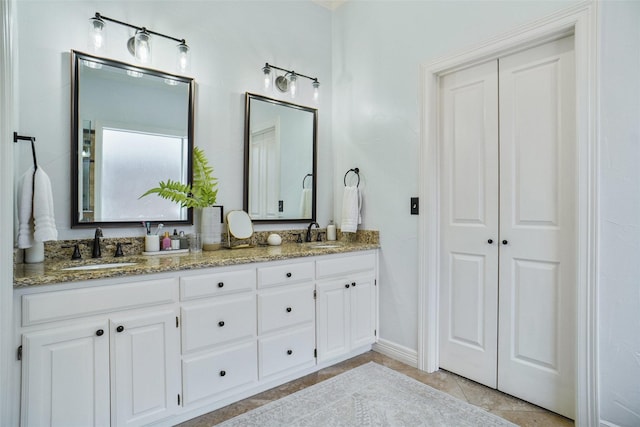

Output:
xmin=258 ymin=284 xmax=314 ymax=334
xmin=257 ymin=261 xmax=314 ymax=289
xmin=316 ymin=252 xmax=376 ymax=280
xmin=181 ymin=294 xmax=256 ymax=353
xmin=180 ymin=268 xmax=255 ymax=300
xmin=22 ymin=278 xmax=178 ymax=326
xmin=259 ymin=326 xmax=315 ymax=379
xmin=182 ymin=341 xmax=257 ymax=407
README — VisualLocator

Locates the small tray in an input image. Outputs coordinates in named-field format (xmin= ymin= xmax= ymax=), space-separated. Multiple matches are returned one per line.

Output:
xmin=142 ymin=249 xmax=190 ymax=256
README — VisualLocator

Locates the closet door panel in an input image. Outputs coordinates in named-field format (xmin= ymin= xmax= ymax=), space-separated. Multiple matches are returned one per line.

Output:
xmin=438 ymin=60 xmax=499 ymax=388
xmin=498 ymin=36 xmax=576 ymax=419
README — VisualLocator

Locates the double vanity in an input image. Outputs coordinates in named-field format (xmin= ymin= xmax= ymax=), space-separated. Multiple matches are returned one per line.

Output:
xmin=11 ymin=44 xmax=363 ymax=426
xmin=13 ymin=239 xmax=379 ymax=426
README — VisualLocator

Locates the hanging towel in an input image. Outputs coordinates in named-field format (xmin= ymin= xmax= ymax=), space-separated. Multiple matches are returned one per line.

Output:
xmin=299 ymin=188 xmax=312 ymax=218
xmin=17 ymin=167 xmax=35 ymax=248
xmin=340 ymin=185 xmax=361 ymax=233
xmin=17 ymin=166 xmax=57 ymax=248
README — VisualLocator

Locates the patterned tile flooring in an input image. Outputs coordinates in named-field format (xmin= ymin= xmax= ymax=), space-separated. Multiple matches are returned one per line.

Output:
xmin=177 ymin=351 xmax=574 ymax=427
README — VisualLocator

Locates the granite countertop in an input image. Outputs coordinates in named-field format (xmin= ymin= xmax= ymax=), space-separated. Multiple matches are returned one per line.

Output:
xmin=14 ymin=241 xmax=380 ymax=288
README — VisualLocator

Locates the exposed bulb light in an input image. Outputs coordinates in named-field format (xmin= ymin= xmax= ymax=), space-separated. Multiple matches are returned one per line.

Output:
xmin=134 ymin=29 xmax=152 ymax=64
xmin=289 ymin=72 xmax=297 ymax=99
xmin=176 ymin=41 xmax=190 ymax=73
xmin=89 ymin=15 xmax=105 ymax=53
xmin=262 ymin=63 xmax=319 ymax=102
xmin=90 ymin=13 xmax=190 ymax=72
xmin=262 ymin=64 xmax=272 ymax=90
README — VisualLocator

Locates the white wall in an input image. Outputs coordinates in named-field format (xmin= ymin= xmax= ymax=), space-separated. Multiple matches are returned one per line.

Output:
xmin=332 ymin=0 xmax=580 ymax=352
xmin=333 ymin=0 xmax=640 ymax=424
xmin=14 ymin=0 xmax=332 ymax=241
xmin=598 ymin=1 xmax=640 ymax=425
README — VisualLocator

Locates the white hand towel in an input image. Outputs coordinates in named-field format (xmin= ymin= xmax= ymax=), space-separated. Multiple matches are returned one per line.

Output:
xmin=300 ymin=188 xmax=312 ymax=218
xmin=340 ymin=185 xmax=361 ymax=233
xmin=17 ymin=166 xmax=57 ymax=248
xmin=33 ymin=167 xmax=58 ymax=243
xmin=17 ymin=167 xmax=35 ymax=248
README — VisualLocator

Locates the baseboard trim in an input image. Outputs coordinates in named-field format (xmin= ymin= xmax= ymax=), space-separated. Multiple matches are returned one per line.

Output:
xmin=373 ymin=339 xmax=418 ymax=368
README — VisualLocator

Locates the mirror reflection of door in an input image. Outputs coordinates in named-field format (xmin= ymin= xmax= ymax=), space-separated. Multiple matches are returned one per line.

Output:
xmin=249 ymin=119 xmax=281 ymax=219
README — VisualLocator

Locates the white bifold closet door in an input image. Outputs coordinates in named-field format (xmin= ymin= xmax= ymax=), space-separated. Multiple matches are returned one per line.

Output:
xmin=438 ymin=36 xmax=576 ymax=419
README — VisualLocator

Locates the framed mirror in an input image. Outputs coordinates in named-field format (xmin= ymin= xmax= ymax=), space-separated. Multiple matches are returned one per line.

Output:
xmin=70 ymin=50 xmax=194 ymax=228
xmin=243 ymin=93 xmax=317 ymax=223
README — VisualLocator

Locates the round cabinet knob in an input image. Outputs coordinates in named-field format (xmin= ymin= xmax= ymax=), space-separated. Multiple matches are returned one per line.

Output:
xmin=502 ymin=240 xmax=508 ymax=245
xmin=116 ymin=325 xmax=124 ymax=333
xmin=217 ymin=282 xmax=224 ymax=288
xmin=351 ymin=282 xmax=356 ymax=287
xmin=286 ymin=307 xmax=292 ymax=313
xmin=218 ymin=321 xmax=225 ymax=327
xmin=219 ymin=370 xmax=226 ymax=377
xmin=286 ymin=272 xmax=292 ymax=278
xmin=345 ymin=284 xmax=350 ymax=289
xmin=488 ymin=239 xmax=494 ymax=244
xmin=96 ymin=329 xmax=104 ymax=336
xmin=287 ymin=350 xmax=293 ymax=355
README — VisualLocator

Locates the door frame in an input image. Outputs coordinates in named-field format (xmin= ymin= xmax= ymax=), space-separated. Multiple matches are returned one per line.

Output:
xmin=418 ymin=2 xmax=599 ymax=425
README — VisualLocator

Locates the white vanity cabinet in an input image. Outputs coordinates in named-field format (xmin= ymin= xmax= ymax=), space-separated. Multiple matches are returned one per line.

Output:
xmin=18 ymin=277 xmax=181 ymax=427
xmin=14 ymin=248 xmax=378 ymax=427
xmin=316 ymin=252 xmax=377 ymax=363
xmin=257 ymin=261 xmax=316 ymax=380
xmin=179 ymin=267 xmax=258 ymax=408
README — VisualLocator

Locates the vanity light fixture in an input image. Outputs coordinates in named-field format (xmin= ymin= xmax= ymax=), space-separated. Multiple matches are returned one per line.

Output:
xmin=89 ymin=13 xmax=190 ymax=73
xmin=262 ymin=63 xmax=320 ymax=102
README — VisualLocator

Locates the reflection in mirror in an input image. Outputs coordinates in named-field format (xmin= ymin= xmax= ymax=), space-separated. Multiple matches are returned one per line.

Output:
xmin=71 ymin=50 xmax=194 ymax=227
xmin=244 ymin=93 xmax=317 ymax=223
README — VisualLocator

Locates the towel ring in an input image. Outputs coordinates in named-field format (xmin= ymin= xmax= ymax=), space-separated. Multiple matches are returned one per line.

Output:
xmin=343 ymin=168 xmax=360 ymax=187
xmin=302 ymin=174 xmax=313 ymax=189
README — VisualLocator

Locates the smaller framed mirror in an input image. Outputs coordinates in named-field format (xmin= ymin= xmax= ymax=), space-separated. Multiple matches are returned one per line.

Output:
xmin=244 ymin=93 xmax=317 ymax=223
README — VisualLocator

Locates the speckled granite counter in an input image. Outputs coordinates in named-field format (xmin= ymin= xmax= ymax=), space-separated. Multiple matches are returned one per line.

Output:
xmin=14 ymin=240 xmax=379 ymax=288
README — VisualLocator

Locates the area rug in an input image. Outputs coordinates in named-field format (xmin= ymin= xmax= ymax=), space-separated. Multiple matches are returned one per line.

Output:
xmin=215 ymin=362 xmax=517 ymax=426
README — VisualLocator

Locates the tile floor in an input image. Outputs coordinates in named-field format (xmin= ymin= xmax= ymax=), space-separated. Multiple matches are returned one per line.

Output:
xmin=177 ymin=351 xmax=574 ymax=427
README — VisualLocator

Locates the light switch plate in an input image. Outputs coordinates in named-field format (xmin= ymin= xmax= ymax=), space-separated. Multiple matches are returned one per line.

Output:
xmin=411 ymin=197 xmax=419 ymax=215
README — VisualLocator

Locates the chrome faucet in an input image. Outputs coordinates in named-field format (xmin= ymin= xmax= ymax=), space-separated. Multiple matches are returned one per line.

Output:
xmin=92 ymin=228 xmax=103 ymax=258
xmin=305 ymin=222 xmax=319 ymax=242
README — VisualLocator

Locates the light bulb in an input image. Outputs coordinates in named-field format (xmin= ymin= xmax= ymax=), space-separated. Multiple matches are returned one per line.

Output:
xmin=89 ymin=16 xmax=105 ymax=53
xmin=289 ymin=73 xmax=297 ymax=99
xmin=312 ymin=80 xmax=320 ymax=102
xmin=263 ymin=65 xmax=271 ymax=90
xmin=176 ymin=41 xmax=190 ymax=73
xmin=135 ymin=29 xmax=152 ymax=64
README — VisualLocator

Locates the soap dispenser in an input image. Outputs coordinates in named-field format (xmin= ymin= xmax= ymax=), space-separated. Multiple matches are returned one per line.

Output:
xmin=327 ymin=220 xmax=336 ymax=241
xmin=162 ymin=232 xmax=172 ymax=250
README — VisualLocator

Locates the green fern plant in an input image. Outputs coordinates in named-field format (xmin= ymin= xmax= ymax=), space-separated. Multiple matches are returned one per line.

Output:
xmin=140 ymin=146 xmax=218 ymax=209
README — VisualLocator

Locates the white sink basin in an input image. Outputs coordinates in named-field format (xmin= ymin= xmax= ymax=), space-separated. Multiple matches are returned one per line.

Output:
xmin=61 ymin=262 xmax=137 ymax=271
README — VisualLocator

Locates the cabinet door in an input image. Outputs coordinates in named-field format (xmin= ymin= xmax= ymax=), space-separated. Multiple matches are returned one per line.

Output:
xmin=21 ymin=321 xmax=110 ymax=427
xmin=110 ymin=308 xmax=180 ymax=427
xmin=316 ymin=279 xmax=350 ymax=363
xmin=350 ymin=274 xmax=376 ymax=349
